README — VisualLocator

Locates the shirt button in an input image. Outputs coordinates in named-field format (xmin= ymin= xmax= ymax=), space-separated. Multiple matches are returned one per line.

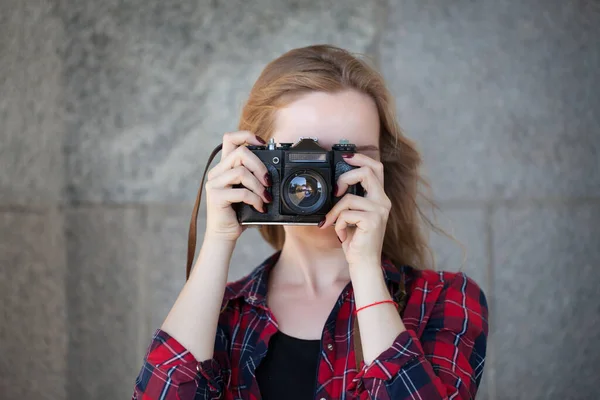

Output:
xmin=327 ymin=344 xmax=334 ymax=351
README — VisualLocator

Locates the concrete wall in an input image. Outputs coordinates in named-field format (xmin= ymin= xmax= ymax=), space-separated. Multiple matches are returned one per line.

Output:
xmin=1 ymin=0 xmax=598 ymax=399
xmin=1 ymin=1 xmax=68 ymax=399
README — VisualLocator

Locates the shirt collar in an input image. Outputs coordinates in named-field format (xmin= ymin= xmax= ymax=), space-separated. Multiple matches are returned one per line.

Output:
xmin=224 ymin=250 xmax=405 ymax=308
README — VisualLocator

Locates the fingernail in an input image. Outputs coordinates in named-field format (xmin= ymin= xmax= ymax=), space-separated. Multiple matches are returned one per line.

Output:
xmin=318 ymin=217 xmax=326 ymax=228
xmin=264 ymin=173 xmax=272 ymax=187
xmin=342 ymin=153 xmax=354 ymax=159
xmin=263 ymin=190 xmax=273 ymax=203
xmin=255 ymin=135 xmax=266 ymax=144
xmin=253 ymin=204 xmax=267 ymax=214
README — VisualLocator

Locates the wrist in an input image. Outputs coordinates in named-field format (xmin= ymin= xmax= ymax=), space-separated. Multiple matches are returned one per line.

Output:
xmin=348 ymin=259 xmax=383 ymax=277
xmin=203 ymin=235 xmax=238 ymax=248
xmin=350 ymin=265 xmax=390 ymax=305
xmin=196 ymin=237 xmax=236 ymax=267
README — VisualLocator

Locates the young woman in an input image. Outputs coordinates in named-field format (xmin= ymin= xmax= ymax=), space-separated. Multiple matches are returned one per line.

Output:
xmin=133 ymin=45 xmax=488 ymax=400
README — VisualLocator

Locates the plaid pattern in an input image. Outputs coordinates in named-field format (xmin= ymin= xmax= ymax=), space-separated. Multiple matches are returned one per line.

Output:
xmin=133 ymin=251 xmax=488 ymax=399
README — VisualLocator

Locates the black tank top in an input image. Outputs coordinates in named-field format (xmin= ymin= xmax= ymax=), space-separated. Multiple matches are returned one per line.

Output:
xmin=255 ymin=331 xmax=321 ymax=399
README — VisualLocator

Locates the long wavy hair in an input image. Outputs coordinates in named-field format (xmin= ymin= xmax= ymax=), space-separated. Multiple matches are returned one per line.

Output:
xmin=238 ymin=44 xmax=444 ymax=272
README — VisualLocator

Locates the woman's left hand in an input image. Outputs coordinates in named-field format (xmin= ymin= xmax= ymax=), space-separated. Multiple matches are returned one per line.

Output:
xmin=319 ymin=153 xmax=391 ymax=269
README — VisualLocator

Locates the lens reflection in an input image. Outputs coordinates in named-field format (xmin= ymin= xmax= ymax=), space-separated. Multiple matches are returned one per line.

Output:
xmin=287 ymin=174 xmax=323 ymax=209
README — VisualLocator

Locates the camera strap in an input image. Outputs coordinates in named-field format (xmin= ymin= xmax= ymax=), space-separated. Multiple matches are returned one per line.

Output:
xmin=186 ymin=144 xmax=223 ymax=280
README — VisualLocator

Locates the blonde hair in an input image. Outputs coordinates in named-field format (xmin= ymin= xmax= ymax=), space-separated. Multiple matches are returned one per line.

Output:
xmin=239 ymin=44 xmax=442 ymax=271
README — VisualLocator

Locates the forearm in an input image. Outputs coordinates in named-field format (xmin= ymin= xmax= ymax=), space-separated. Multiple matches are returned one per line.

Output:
xmin=161 ymin=238 xmax=235 ymax=361
xmin=350 ymin=264 xmax=406 ymax=365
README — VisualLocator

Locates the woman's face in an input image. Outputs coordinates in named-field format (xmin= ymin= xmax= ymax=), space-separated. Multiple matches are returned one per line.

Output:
xmin=272 ymin=89 xmax=381 ymax=160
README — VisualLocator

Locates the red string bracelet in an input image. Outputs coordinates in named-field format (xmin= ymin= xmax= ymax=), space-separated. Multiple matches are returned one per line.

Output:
xmin=355 ymin=299 xmax=398 ymax=314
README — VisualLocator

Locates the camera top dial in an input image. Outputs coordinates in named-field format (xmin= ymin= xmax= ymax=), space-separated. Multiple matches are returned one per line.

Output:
xmin=331 ymin=138 xmax=356 ymax=152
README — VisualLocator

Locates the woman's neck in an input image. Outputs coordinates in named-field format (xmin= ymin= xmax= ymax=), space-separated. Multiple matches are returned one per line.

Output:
xmin=272 ymin=226 xmax=350 ymax=296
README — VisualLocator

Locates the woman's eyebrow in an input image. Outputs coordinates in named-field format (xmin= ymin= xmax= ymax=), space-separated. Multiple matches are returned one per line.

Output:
xmin=355 ymin=145 xmax=379 ymax=151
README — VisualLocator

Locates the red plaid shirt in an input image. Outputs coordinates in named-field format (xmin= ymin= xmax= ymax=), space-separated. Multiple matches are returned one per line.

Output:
xmin=133 ymin=252 xmax=488 ymax=399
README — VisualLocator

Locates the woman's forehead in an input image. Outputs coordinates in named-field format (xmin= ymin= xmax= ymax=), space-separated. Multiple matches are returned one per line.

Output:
xmin=272 ymin=90 xmax=380 ymax=149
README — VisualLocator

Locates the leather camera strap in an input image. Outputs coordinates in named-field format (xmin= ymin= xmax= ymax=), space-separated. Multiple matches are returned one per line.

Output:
xmin=186 ymin=144 xmax=223 ymax=280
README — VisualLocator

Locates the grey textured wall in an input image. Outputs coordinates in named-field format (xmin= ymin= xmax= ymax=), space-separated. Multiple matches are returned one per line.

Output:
xmin=1 ymin=0 xmax=599 ymax=399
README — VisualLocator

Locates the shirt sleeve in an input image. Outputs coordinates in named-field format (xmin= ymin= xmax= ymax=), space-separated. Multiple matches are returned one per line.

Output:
xmin=348 ymin=272 xmax=489 ymax=400
xmin=132 ymin=328 xmax=230 ymax=400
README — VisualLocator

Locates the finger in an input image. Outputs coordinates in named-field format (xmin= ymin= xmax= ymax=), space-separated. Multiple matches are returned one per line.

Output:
xmin=341 ymin=153 xmax=384 ymax=184
xmin=320 ymin=194 xmax=378 ymax=229
xmin=221 ymin=131 xmax=266 ymax=159
xmin=215 ymin=188 xmax=265 ymax=213
xmin=334 ymin=210 xmax=379 ymax=242
xmin=335 ymin=166 xmax=387 ymax=201
xmin=333 ymin=210 xmax=363 ymax=242
xmin=207 ymin=166 xmax=271 ymax=204
xmin=208 ymin=145 xmax=271 ymax=187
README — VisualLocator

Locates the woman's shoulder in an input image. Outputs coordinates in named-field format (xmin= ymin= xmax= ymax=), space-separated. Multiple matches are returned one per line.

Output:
xmin=220 ymin=258 xmax=275 ymax=313
xmin=402 ymin=266 xmax=488 ymax=308
xmin=404 ymin=265 xmax=482 ymax=289
xmin=400 ymin=266 xmax=488 ymax=332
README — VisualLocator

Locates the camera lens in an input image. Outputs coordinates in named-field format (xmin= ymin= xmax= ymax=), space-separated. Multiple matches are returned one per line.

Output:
xmin=283 ymin=171 xmax=327 ymax=214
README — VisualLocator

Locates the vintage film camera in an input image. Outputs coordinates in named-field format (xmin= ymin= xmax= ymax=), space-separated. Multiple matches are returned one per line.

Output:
xmin=235 ymin=137 xmax=365 ymax=225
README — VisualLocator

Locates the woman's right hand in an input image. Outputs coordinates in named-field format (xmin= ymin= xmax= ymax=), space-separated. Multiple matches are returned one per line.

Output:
xmin=204 ymin=131 xmax=272 ymax=242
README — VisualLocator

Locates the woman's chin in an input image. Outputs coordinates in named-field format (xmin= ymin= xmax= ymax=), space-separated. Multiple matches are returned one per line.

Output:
xmin=284 ymin=225 xmax=341 ymax=245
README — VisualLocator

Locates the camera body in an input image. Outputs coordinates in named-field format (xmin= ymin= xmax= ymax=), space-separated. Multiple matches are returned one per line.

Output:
xmin=234 ymin=138 xmax=364 ymax=225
